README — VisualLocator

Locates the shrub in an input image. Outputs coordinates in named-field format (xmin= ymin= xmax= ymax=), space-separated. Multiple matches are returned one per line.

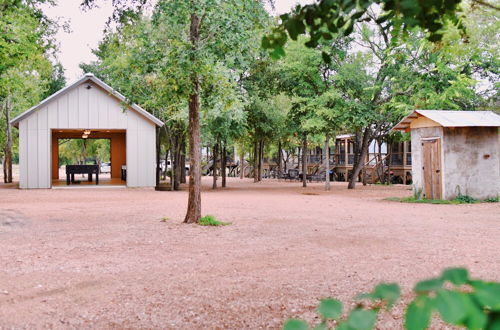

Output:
xmin=453 ymin=194 xmax=478 ymax=204
xmin=484 ymin=196 xmax=499 ymax=203
xmin=283 ymin=268 xmax=500 ymax=330
xmin=198 ymin=215 xmax=231 ymax=226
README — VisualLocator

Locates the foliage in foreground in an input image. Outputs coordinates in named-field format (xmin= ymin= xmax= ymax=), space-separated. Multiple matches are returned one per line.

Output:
xmin=284 ymin=268 xmax=500 ymax=330
xmin=198 ymin=215 xmax=231 ymax=227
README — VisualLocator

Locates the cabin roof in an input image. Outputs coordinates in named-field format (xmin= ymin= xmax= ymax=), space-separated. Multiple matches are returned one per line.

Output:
xmin=392 ymin=110 xmax=500 ymax=132
xmin=10 ymin=73 xmax=164 ymax=127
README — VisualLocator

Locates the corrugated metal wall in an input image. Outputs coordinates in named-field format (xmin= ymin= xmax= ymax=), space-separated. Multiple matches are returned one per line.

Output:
xmin=18 ymin=82 xmax=156 ymax=188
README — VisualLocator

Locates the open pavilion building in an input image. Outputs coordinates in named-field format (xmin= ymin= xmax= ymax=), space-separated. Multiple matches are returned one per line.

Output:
xmin=10 ymin=73 xmax=164 ymax=188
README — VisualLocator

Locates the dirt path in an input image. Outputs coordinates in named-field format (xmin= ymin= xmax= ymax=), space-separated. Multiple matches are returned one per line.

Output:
xmin=0 ymin=178 xmax=499 ymax=329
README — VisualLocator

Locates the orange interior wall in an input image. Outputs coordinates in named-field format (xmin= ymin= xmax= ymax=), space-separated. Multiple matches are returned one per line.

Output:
xmin=110 ymin=133 xmax=126 ymax=178
xmin=52 ymin=134 xmax=59 ymax=180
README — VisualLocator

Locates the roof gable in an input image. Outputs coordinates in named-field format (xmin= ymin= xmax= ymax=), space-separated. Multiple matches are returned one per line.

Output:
xmin=10 ymin=73 xmax=163 ymax=127
xmin=393 ymin=110 xmax=500 ymax=132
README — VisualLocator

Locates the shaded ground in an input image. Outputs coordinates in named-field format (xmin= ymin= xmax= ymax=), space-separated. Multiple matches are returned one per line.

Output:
xmin=0 ymin=178 xmax=499 ymax=329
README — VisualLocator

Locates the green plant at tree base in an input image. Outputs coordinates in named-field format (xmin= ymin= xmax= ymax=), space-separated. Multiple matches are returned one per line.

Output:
xmin=283 ymin=268 xmax=500 ymax=330
xmin=484 ymin=196 xmax=499 ymax=203
xmin=454 ymin=194 xmax=478 ymax=204
xmin=198 ymin=215 xmax=231 ymax=227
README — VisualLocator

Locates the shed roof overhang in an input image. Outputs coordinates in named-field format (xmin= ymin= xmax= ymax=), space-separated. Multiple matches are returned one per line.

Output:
xmin=10 ymin=73 xmax=164 ymax=128
xmin=392 ymin=110 xmax=500 ymax=132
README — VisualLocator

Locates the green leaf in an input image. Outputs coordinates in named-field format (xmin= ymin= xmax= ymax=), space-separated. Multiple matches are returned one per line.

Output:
xmin=283 ymin=319 xmax=309 ymax=330
xmin=285 ymin=18 xmax=305 ymax=40
xmin=346 ymin=309 xmax=377 ymax=330
xmin=486 ymin=312 xmax=500 ymax=330
xmin=435 ymin=290 xmax=468 ymax=324
xmin=372 ymin=283 xmax=400 ymax=307
xmin=464 ymin=303 xmax=487 ymax=330
xmin=336 ymin=323 xmax=351 ymax=330
xmin=321 ymin=52 xmax=332 ymax=64
xmin=414 ymin=278 xmax=443 ymax=293
xmin=471 ymin=282 xmax=500 ymax=311
xmin=441 ymin=268 xmax=468 ymax=286
xmin=375 ymin=11 xmax=393 ymax=24
xmin=270 ymin=47 xmax=286 ymax=59
xmin=405 ymin=296 xmax=433 ymax=330
xmin=317 ymin=298 xmax=342 ymax=320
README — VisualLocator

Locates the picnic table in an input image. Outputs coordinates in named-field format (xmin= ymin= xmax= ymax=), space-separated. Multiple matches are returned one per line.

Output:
xmin=66 ymin=165 xmax=99 ymax=185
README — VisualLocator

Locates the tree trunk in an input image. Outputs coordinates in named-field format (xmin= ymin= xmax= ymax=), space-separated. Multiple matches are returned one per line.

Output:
xmin=387 ymin=143 xmax=393 ymax=185
xmin=324 ymin=135 xmax=330 ymax=191
xmin=284 ymin=151 xmax=289 ymax=173
xmin=348 ymin=128 xmax=371 ymax=189
xmin=221 ymin=143 xmax=227 ymax=188
xmin=171 ymin=135 xmax=182 ymax=191
xmin=258 ymin=140 xmax=264 ymax=181
xmin=184 ymin=12 xmax=202 ymax=224
xmin=212 ymin=142 xmax=218 ymax=189
xmin=297 ymin=147 xmax=301 ymax=170
xmin=277 ymin=141 xmax=282 ymax=180
xmin=253 ymin=141 xmax=258 ymax=182
xmin=3 ymin=96 xmax=13 ymax=183
xmin=163 ymin=149 xmax=169 ymax=180
xmin=180 ymin=140 xmax=186 ymax=184
xmin=239 ymin=148 xmax=244 ymax=179
xmin=376 ymin=138 xmax=384 ymax=183
xmin=302 ymin=136 xmax=307 ymax=188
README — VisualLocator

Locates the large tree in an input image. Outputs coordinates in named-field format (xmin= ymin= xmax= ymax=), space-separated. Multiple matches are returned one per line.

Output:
xmin=82 ymin=0 xmax=270 ymax=223
xmin=0 ymin=0 xmax=62 ymax=183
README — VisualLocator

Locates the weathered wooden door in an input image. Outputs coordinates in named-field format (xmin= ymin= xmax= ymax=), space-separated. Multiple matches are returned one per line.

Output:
xmin=422 ymin=138 xmax=442 ymax=199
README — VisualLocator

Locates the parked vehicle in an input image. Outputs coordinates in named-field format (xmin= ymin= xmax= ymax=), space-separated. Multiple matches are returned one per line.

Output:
xmin=160 ymin=160 xmax=189 ymax=174
xmin=100 ymin=162 xmax=111 ymax=173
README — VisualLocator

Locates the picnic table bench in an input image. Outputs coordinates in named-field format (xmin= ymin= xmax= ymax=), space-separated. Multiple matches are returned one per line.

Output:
xmin=66 ymin=165 xmax=99 ymax=185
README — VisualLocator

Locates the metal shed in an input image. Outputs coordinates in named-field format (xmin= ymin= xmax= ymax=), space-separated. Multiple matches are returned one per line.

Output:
xmin=10 ymin=73 xmax=164 ymax=189
xmin=393 ymin=110 xmax=500 ymax=200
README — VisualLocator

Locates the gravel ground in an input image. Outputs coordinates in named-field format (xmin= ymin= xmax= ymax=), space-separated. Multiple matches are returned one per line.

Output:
xmin=0 ymin=178 xmax=499 ymax=329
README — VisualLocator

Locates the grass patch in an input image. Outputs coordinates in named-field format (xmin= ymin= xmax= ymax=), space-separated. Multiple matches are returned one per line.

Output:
xmin=302 ymin=192 xmax=319 ymax=196
xmin=485 ymin=196 xmax=499 ymax=203
xmin=160 ymin=217 xmax=170 ymax=222
xmin=199 ymin=215 xmax=231 ymax=226
xmin=386 ymin=194 xmax=497 ymax=204
xmin=385 ymin=196 xmax=456 ymax=204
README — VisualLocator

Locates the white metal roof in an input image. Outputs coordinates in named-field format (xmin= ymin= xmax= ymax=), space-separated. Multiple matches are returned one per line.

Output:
xmin=10 ymin=73 xmax=164 ymax=127
xmin=393 ymin=110 xmax=500 ymax=131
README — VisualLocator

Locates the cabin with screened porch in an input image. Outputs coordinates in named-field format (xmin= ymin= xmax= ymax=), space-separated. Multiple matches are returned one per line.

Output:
xmin=393 ymin=110 xmax=500 ymax=200
xmin=255 ymin=134 xmax=412 ymax=184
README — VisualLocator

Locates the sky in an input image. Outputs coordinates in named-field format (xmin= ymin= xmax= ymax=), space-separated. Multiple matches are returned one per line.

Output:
xmin=43 ymin=0 xmax=313 ymax=82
